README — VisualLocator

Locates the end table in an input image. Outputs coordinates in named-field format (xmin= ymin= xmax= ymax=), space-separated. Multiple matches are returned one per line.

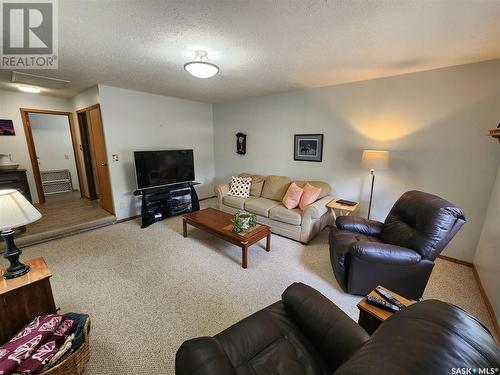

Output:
xmin=357 ymin=285 xmax=415 ymax=335
xmin=326 ymin=198 xmax=359 ymax=221
xmin=0 ymin=257 xmax=57 ymax=344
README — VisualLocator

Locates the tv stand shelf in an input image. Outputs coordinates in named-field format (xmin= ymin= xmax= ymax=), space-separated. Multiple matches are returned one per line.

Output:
xmin=134 ymin=182 xmax=200 ymax=228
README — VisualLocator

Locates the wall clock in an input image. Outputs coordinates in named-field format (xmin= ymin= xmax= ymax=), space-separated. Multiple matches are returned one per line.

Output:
xmin=236 ymin=132 xmax=246 ymax=155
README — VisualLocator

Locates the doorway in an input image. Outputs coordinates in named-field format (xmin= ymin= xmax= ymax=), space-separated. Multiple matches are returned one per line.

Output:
xmin=20 ymin=106 xmax=114 ymax=215
xmin=20 ymin=109 xmax=82 ymax=205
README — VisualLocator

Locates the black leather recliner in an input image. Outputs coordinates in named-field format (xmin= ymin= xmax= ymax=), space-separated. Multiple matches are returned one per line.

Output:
xmin=329 ymin=190 xmax=466 ymax=299
xmin=175 ymin=283 xmax=500 ymax=375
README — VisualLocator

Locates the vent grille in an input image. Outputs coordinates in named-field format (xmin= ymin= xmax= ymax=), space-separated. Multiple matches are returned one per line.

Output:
xmin=12 ymin=71 xmax=70 ymax=89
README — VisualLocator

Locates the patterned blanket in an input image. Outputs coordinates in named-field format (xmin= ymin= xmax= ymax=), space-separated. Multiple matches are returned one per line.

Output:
xmin=0 ymin=315 xmax=76 ymax=375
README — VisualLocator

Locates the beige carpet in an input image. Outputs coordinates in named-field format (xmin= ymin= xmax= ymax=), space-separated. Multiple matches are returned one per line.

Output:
xmin=4 ymin=198 xmax=496 ymax=374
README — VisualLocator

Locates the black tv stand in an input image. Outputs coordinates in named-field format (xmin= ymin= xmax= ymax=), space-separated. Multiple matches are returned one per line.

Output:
xmin=133 ymin=182 xmax=200 ymax=228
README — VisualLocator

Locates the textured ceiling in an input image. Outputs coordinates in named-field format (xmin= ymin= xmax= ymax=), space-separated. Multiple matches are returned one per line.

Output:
xmin=0 ymin=0 xmax=499 ymax=103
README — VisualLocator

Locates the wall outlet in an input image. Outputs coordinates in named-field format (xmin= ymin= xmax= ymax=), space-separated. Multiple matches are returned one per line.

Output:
xmin=64 ymin=154 xmax=69 ymax=160
xmin=112 ymin=154 xmax=119 ymax=161
xmin=119 ymin=201 xmax=125 ymax=209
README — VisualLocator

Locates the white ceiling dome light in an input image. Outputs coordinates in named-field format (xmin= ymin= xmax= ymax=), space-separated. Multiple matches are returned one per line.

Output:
xmin=184 ymin=50 xmax=219 ymax=79
xmin=18 ymin=86 xmax=41 ymax=93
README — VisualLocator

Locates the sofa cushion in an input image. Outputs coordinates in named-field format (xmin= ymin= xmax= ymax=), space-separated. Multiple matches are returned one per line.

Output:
xmin=245 ymin=198 xmax=281 ymax=217
xmin=214 ymin=301 xmax=332 ymax=375
xmin=282 ymin=182 xmax=303 ymax=209
xmin=269 ymin=204 xmax=302 ymax=226
xmin=223 ymin=195 xmax=256 ymax=210
xmin=299 ymin=183 xmax=322 ymax=210
xmin=261 ymin=175 xmax=291 ymax=201
xmin=239 ymin=173 xmax=265 ymax=197
xmin=329 ymin=227 xmax=382 ymax=291
xmin=228 ymin=176 xmax=252 ymax=197
xmin=294 ymin=181 xmax=331 ymax=199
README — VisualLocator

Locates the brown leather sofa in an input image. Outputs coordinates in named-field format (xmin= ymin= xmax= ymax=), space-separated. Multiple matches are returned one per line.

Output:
xmin=329 ymin=190 xmax=466 ymax=299
xmin=175 ymin=283 xmax=499 ymax=375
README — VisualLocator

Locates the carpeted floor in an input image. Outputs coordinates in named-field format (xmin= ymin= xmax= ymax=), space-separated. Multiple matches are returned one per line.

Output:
xmin=6 ymin=198 xmax=496 ymax=374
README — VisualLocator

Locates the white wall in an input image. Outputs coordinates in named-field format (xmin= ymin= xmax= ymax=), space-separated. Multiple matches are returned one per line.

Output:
xmin=474 ymin=165 xmax=500 ymax=327
xmin=0 ymin=90 xmax=73 ymax=203
xmin=29 ymin=113 xmax=80 ymax=191
xmin=213 ymin=60 xmax=500 ymax=262
xmin=98 ymin=85 xmax=215 ymax=220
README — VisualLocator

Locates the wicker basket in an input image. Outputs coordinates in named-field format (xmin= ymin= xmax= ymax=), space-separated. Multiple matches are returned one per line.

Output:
xmin=41 ymin=318 xmax=91 ymax=375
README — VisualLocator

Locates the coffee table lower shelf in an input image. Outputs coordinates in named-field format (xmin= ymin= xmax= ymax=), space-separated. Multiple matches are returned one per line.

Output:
xmin=182 ymin=208 xmax=271 ymax=269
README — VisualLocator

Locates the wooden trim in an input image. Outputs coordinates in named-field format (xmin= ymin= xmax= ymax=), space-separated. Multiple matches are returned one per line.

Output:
xmin=67 ymin=112 xmax=85 ymax=197
xmin=76 ymin=111 xmax=97 ymax=200
xmin=76 ymin=104 xmax=100 ymax=114
xmin=20 ymin=109 xmax=85 ymax=203
xmin=115 ymin=215 xmax=140 ymax=224
xmin=472 ymin=265 xmax=500 ymax=341
xmin=20 ymin=109 xmax=45 ymax=204
xmin=437 ymin=254 xmax=473 ymax=267
xmin=199 ymin=195 xmax=216 ymax=201
xmin=20 ymin=108 xmax=71 ymax=116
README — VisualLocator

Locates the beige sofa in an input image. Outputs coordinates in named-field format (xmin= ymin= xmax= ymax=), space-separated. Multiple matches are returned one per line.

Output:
xmin=214 ymin=174 xmax=334 ymax=243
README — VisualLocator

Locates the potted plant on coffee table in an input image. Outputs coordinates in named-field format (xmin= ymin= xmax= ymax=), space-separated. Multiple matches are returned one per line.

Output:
xmin=231 ymin=211 xmax=257 ymax=233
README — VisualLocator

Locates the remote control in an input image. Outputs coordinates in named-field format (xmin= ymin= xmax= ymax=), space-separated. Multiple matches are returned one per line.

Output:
xmin=375 ymin=287 xmax=405 ymax=309
xmin=365 ymin=296 xmax=400 ymax=313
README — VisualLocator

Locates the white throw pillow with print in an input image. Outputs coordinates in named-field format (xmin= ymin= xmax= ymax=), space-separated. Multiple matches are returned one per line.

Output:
xmin=227 ymin=176 xmax=252 ymax=198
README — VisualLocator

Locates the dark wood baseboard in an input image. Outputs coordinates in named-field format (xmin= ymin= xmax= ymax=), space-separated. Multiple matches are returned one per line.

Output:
xmin=200 ymin=195 xmax=216 ymax=201
xmin=472 ymin=265 xmax=500 ymax=341
xmin=438 ymin=255 xmax=498 ymax=340
xmin=115 ymin=215 xmax=140 ymax=224
xmin=437 ymin=254 xmax=473 ymax=267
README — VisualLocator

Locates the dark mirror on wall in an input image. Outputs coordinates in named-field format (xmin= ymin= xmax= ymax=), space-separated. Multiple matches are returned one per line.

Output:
xmin=236 ymin=132 xmax=246 ymax=154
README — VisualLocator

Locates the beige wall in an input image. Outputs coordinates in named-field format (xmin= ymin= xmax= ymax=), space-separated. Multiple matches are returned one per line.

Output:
xmin=97 ymin=85 xmax=215 ymax=220
xmin=474 ymin=165 xmax=500 ymax=327
xmin=213 ymin=60 xmax=500 ymax=262
xmin=0 ymin=90 xmax=73 ymax=203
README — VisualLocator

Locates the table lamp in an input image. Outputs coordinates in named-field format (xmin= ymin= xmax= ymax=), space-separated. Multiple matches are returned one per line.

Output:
xmin=362 ymin=150 xmax=389 ymax=219
xmin=0 ymin=189 xmax=41 ymax=279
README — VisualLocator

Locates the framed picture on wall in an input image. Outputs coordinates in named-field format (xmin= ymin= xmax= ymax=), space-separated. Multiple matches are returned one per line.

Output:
xmin=0 ymin=119 xmax=15 ymax=136
xmin=294 ymin=134 xmax=323 ymax=162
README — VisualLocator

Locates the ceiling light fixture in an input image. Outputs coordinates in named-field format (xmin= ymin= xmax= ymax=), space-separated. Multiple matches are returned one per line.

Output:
xmin=184 ymin=50 xmax=219 ymax=79
xmin=18 ymin=86 xmax=41 ymax=94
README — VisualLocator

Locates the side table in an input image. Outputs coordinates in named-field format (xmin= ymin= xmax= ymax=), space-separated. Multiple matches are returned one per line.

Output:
xmin=326 ymin=198 xmax=359 ymax=221
xmin=0 ymin=257 xmax=57 ymax=344
xmin=357 ymin=285 xmax=415 ymax=335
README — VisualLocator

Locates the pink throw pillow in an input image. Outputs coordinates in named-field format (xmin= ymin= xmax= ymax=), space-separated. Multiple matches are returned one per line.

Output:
xmin=282 ymin=183 xmax=303 ymax=209
xmin=299 ymin=183 xmax=322 ymax=210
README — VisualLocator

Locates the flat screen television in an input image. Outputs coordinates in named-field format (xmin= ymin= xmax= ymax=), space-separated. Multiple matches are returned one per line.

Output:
xmin=134 ymin=149 xmax=195 ymax=190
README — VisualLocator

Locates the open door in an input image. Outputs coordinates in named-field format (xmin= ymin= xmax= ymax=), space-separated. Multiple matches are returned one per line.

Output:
xmin=86 ymin=105 xmax=115 ymax=214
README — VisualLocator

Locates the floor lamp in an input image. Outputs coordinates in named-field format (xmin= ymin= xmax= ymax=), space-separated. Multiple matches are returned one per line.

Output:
xmin=362 ymin=150 xmax=389 ymax=219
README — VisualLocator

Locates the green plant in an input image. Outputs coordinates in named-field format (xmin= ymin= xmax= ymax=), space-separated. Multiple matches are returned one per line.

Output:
xmin=231 ymin=211 xmax=257 ymax=233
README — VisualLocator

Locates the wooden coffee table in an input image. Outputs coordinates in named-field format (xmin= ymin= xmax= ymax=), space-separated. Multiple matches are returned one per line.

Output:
xmin=182 ymin=208 xmax=271 ymax=269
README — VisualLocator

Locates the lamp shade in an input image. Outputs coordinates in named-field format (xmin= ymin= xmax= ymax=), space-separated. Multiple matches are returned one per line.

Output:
xmin=0 ymin=189 xmax=41 ymax=231
xmin=362 ymin=150 xmax=390 ymax=170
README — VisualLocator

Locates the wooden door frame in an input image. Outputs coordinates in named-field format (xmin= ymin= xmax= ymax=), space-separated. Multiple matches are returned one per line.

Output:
xmin=76 ymin=103 xmax=115 ymax=215
xmin=20 ymin=108 xmax=84 ymax=204
xmin=76 ymin=110 xmax=97 ymax=200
